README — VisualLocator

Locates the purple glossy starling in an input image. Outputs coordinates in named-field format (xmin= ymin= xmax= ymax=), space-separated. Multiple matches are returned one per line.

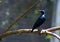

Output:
xmin=31 ymin=10 xmax=46 ymax=32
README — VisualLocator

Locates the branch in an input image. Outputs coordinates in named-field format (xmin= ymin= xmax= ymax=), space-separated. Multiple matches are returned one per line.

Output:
xmin=46 ymin=26 xmax=60 ymax=32
xmin=3 ymin=0 xmax=41 ymax=33
xmin=0 ymin=29 xmax=38 ymax=39
xmin=0 ymin=26 xmax=60 ymax=40
xmin=41 ymin=30 xmax=60 ymax=40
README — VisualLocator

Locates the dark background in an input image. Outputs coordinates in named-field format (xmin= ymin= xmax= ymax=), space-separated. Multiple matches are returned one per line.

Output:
xmin=0 ymin=0 xmax=55 ymax=42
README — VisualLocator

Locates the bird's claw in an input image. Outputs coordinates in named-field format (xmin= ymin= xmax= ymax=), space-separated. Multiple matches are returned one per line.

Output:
xmin=38 ymin=29 xmax=42 ymax=35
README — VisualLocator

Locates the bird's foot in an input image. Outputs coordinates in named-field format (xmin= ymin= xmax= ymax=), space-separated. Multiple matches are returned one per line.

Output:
xmin=45 ymin=31 xmax=48 ymax=36
xmin=38 ymin=29 xmax=42 ymax=35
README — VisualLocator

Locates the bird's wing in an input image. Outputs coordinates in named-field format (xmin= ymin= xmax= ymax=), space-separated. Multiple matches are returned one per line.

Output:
xmin=32 ymin=18 xmax=43 ymax=28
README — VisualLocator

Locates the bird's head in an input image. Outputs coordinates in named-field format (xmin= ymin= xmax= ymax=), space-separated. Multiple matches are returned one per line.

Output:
xmin=38 ymin=10 xmax=45 ymax=15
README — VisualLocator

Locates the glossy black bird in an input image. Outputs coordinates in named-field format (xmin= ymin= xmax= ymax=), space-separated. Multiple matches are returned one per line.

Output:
xmin=31 ymin=10 xmax=46 ymax=32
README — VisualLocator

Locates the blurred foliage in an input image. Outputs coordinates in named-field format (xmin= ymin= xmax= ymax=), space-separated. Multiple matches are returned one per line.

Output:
xmin=44 ymin=34 xmax=51 ymax=39
xmin=0 ymin=0 xmax=2 ymax=3
xmin=34 ymin=9 xmax=39 ymax=14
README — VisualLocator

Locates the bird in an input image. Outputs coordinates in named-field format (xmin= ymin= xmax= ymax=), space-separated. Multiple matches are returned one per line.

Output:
xmin=31 ymin=10 xmax=46 ymax=32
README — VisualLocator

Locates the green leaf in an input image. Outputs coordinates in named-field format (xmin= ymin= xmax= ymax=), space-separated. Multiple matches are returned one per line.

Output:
xmin=34 ymin=9 xmax=38 ymax=14
xmin=44 ymin=34 xmax=51 ymax=39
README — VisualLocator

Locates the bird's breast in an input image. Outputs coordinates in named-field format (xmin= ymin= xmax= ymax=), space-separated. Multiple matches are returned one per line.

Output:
xmin=40 ymin=17 xmax=46 ymax=23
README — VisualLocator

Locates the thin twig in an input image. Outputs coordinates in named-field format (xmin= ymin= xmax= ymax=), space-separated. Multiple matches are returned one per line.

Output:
xmin=3 ymin=0 xmax=40 ymax=33
xmin=46 ymin=32 xmax=60 ymax=40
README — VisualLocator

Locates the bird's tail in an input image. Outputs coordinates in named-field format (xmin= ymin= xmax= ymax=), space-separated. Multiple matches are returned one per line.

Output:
xmin=31 ymin=29 xmax=33 ymax=32
xmin=31 ymin=27 xmax=35 ymax=32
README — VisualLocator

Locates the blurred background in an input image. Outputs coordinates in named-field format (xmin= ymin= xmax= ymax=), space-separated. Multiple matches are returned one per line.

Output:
xmin=0 ymin=0 xmax=60 ymax=42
